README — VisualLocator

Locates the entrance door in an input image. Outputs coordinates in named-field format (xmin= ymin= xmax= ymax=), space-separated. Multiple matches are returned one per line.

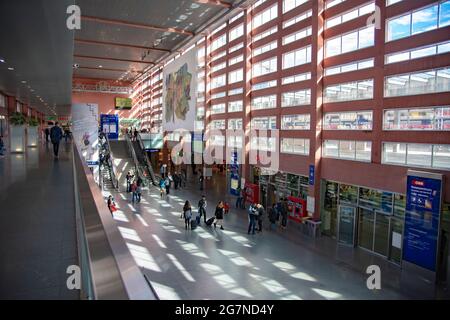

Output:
xmin=358 ymin=208 xmax=375 ymax=251
xmin=373 ymin=212 xmax=390 ymax=257
xmin=338 ymin=206 xmax=356 ymax=246
xmin=389 ymin=217 xmax=403 ymax=264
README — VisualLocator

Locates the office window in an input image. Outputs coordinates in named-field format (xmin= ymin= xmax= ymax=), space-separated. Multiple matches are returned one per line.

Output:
xmin=282 ymin=45 xmax=312 ymax=69
xmin=325 ymin=26 xmax=374 ymax=57
xmin=386 ymin=0 xmax=402 ymax=5
xmin=384 ymin=67 xmax=450 ymax=97
xmin=387 ymin=1 xmax=450 ymax=41
xmin=324 ymin=79 xmax=374 ymax=103
xmin=251 ymin=95 xmax=277 ymax=110
xmin=281 ymin=114 xmax=311 ymax=130
xmin=282 ymin=27 xmax=312 ymax=45
xmin=229 ymin=88 xmax=244 ymax=96
xmin=253 ymin=4 xmax=278 ymax=29
xmin=326 ymin=0 xmax=347 ymax=9
xmin=211 ymin=74 xmax=226 ymax=89
xmin=229 ymin=24 xmax=244 ymax=41
xmin=281 ymin=138 xmax=310 ymax=155
xmin=251 ymin=116 xmax=277 ymax=129
xmin=282 ymin=72 xmax=311 ymax=84
xmin=228 ymin=100 xmax=243 ymax=112
xmin=250 ymin=136 xmax=277 ymax=152
xmin=323 ymin=140 xmax=372 ymax=161
xmin=252 ymin=56 xmax=277 ymax=77
xmin=227 ymin=135 xmax=244 ymax=148
xmin=211 ymin=62 xmax=226 ymax=73
xmin=253 ymin=40 xmax=278 ymax=57
xmin=383 ymin=106 xmax=450 ymax=130
xmin=229 ymin=11 xmax=244 ymax=24
xmin=210 ymin=120 xmax=226 ymax=130
xmin=324 ymin=111 xmax=373 ymax=130
xmin=385 ymin=40 xmax=450 ymax=64
xmin=229 ymin=42 xmax=244 ymax=54
xmin=229 ymin=69 xmax=243 ymax=84
xmin=252 ymin=80 xmax=277 ymax=91
xmin=209 ymin=135 xmax=225 ymax=146
xmin=283 ymin=10 xmax=312 ymax=28
xmin=211 ymin=34 xmax=227 ymax=52
xmin=382 ymin=143 xmax=450 ymax=169
xmin=211 ymin=51 xmax=226 ymax=61
xmin=326 ymin=2 xmax=375 ymax=29
xmin=252 ymin=26 xmax=278 ymax=42
xmin=283 ymin=0 xmax=309 ymax=13
xmin=211 ymin=91 xmax=226 ymax=99
xmin=325 ymin=58 xmax=374 ymax=76
xmin=229 ymin=55 xmax=244 ymax=66
xmin=211 ymin=103 xmax=226 ymax=114
xmin=228 ymin=118 xmax=243 ymax=130
xmin=282 ymin=89 xmax=311 ymax=107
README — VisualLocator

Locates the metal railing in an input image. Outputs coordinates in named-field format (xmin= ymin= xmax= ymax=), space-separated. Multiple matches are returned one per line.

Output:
xmin=72 ymin=145 xmax=158 ymax=300
xmin=104 ymin=135 xmax=119 ymax=189
xmin=136 ymin=133 xmax=158 ymax=185
xmin=125 ymin=133 xmax=150 ymax=187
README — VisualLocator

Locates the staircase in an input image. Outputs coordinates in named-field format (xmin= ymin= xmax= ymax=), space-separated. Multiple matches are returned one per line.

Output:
xmin=101 ymin=167 xmax=115 ymax=191
xmin=109 ymin=140 xmax=135 ymax=191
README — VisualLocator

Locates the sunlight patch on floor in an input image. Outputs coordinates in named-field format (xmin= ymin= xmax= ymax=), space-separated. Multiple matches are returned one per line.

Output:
xmin=126 ymin=243 xmax=161 ymax=272
xmin=150 ymin=281 xmax=180 ymax=300
xmin=167 ymin=253 xmax=195 ymax=282
xmin=118 ymin=226 xmax=142 ymax=242
xmin=177 ymin=240 xmax=209 ymax=258
xmin=152 ymin=235 xmax=167 ymax=248
xmin=312 ymin=288 xmax=342 ymax=300
xmin=112 ymin=211 xmax=129 ymax=223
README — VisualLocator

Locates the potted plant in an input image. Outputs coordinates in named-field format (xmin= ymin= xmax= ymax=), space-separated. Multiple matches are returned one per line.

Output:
xmin=9 ymin=112 xmax=26 ymax=153
xmin=27 ymin=117 xmax=39 ymax=147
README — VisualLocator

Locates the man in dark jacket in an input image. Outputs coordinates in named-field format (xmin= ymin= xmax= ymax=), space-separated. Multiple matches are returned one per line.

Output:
xmin=198 ymin=195 xmax=207 ymax=223
xmin=256 ymin=204 xmax=265 ymax=232
xmin=50 ymin=122 xmax=63 ymax=158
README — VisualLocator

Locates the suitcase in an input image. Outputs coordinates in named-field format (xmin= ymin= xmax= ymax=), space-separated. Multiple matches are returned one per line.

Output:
xmin=196 ymin=215 xmax=201 ymax=225
xmin=205 ymin=217 xmax=215 ymax=226
xmin=191 ymin=219 xmax=198 ymax=230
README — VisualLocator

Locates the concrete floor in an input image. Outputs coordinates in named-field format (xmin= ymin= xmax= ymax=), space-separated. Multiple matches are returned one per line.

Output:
xmin=0 ymin=141 xmax=79 ymax=299
xmin=104 ymin=170 xmax=446 ymax=300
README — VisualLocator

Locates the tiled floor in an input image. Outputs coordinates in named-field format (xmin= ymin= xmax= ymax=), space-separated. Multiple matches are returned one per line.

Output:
xmin=0 ymin=141 xmax=79 ymax=299
xmin=104 ymin=171 xmax=446 ymax=300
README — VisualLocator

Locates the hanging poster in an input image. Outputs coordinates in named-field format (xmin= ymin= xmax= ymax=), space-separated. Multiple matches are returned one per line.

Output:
xmin=72 ymin=103 xmax=99 ymax=167
xmin=100 ymin=114 xmax=119 ymax=140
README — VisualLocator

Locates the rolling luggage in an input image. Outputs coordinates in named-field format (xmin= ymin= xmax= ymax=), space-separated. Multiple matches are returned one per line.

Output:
xmin=196 ymin=215 xmax=201 ymax=225
xmin=191 ymin=219 xmax=198 ymax=230
xmin=205 ymin=217 xmax=215 ymax=226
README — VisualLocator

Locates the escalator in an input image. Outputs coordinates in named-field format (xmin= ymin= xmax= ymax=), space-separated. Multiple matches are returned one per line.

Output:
xmin=131 ymin=138 xmax=158 ymax=186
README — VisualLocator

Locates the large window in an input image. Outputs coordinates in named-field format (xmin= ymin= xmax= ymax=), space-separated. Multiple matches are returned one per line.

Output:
xmin=211 ymin=62 xmax=226 ymax=73
xmin=229 ymin=24 xmax=244 ymax=41
xmin=211 ymin=33 xmax=227 ymax=52
xmin=229 ymin=88 xmax=244 ymax=96
xmin=324 ymin=79 xmax=374 ymax=103
xmin=283 ymin=0 xmax=309 ymax=13
xmin=326 ymin=2 xmax=375 ymax=29
xmin=250 ymin=136 xmax=277 ymax=152
xmin=384 ymin=67 xmax=450 ymax=97
xmin=211 ymin=91 xmax=226 ymax=99
xmin=282 ymin=72 xmax=311 ymax=85
xmin=252 ymin=56 xmax=277 ymax=77
xmin=283 ymin=27 xmax=312 ymax=45
xmin=323 ymin=140 xmax=372 ymax=161
xmin=210 ymin=120 xmax=226 ymax=130
xmin=211 ymin=103 xmax=226 ymax=114
xmin=281 ymin=114 xmax=311 ymax=130
xmin=229 ymin=55 xmax=244 ymax=66
xmin=324 ymin=111 xmax=373 ymax=130
xmin=385 ymin=40 xmax=450 ymax=64
xmin=253 ymin=4 xmax=278 ymax=29
xmin=211 ymin=50 xmax=226 ymax=61
xmin=227 ymin=135 xmax=244 ymax=148
xmin=281 ymin=138 xmax=310 ymax=155
xmin=229 ymin=42 xmax=244 ymax=54
xmin=209 ymin=135 xmax=225 ymax=146
xmin=325 ymin=58 xmax=374 ymax=76
xmin=326 ymin=0 xmax=347 ymax=9
xmin=228 ymin=118 xmax=243 ymax=130
xmin=325 ymin=26 xmax=375 ymax=57
xmin=251 ymin=116 xmax=277 ymax=129
xmin=282 ymin=89 xmax=311 ymax=107
xmin=387 ymin=1 xmax=450 ymax=42
xmin=252 ymin=80 xmax=277 ymax=91
xmin=282 ymin=45 xmax=312 ymax=69
xmin=251 ymin=95 xmax=277 ymax=110
xmin=228 ymin=100 xmax=243 ymax=112
xmin=252 ymin=26 xmax=278 ymax=43
xmin=283 ymin=10 xmax=312 ymax=29
xmin=383 ymin=106 xmax=450 ymax=130
xmin=228 ymin=69 xmax=243 ymax=84
xmin=382 ymin=143 xmax=450 ymax=169
xmin=253 ymin=40 xmax=278 ymax=57
xmin=211 ymin=74 xmax=226 ymax=89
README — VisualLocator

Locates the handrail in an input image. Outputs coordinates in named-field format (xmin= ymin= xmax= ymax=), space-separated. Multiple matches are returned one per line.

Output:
xmin=104 ymin=135 xmax=119 ymax=189
xmin=125 ymin=134 xmax=150 ymax=187
xmin=72 ymin=145 xmax=158 ymax=300
xmin=137 ymin=133 xmax=158 ymax=185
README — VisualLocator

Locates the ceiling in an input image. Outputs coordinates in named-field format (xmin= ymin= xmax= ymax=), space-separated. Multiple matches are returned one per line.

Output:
xmin=0 ymin=0 xmax=245 ymax=116
xmin=0 ymin=0 xmax=75 ymax=116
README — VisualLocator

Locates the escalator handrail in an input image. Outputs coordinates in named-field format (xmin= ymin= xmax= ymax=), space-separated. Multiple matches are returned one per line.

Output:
xmin=125 ymin=134 xmax=149 ymax=187
xmin=136 ymin=133 xmax=157 ymax=186
xmin=104 ymin=135 xmax=119 ymax=189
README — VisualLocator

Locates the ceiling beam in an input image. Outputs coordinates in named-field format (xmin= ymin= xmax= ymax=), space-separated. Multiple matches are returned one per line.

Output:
xmin=81 ymin=15 xmax=194 ymax=36
xmin=76 ymin=66 xmax=143 ymax=73
xmin=195 ymin=0 xmax=232 ymax=8
xmin=74 ymin=54 xmax=155 ymax=65
xmin=75 ymin=38 xmax=171 ymax=53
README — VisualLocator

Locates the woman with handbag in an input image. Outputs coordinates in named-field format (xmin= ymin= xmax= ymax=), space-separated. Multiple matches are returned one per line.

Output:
xmin=183 ymin=201 xmax=192 ymax=230
xmin=107 ymin=195 xmax=117 ymax=216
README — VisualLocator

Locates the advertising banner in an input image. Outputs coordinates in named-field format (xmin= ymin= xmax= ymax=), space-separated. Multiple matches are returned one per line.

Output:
xmin=115 ymin=97 xmax=132 ymax=110
xmin=72 ymin=103 xmax=99 ymax=167
xmin=403 ymin=171 xmax=443 ymax=272
xmin=245 ymin=183 xmax=259 ymax=205
xmin=287 ymin=196 xmax=307 ymax=223
xmin=163 ymin=48 xmax=197 ymax=132
xmin=100 ymin=114 xmax=119 ymax=140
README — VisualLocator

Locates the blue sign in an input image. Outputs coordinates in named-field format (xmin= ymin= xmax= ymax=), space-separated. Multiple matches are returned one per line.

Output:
xmin=403 ymin=173 xmax=442 ymax=271
xmin=309 ymin=165 xmax=315 ymax=186
xmin=100 ymin=114 xmax=119 ymax=140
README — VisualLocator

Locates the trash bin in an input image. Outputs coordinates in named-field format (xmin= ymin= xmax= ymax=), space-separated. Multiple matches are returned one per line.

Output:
xmin=305 ymin=219 xmax=322 ymax=238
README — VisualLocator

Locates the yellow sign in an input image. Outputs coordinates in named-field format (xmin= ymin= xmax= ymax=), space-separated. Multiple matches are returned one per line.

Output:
xmin=115 ymin=97 xmax=132 ymax=109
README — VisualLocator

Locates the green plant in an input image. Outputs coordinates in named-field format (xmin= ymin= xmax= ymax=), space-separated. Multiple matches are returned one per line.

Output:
xmin=28 ymin=117 xmax=39 ymax=126
xmin=9 ymin=112 xmax=26 ymax=126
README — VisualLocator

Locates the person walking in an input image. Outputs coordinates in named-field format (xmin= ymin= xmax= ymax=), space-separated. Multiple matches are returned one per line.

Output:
xmin=199 ymin=172 xmax=204 ymax=191
xmin=160 ymin=164 xmax=166 ymax=178
xmin=181 ymin=168 xmax=187 ymax=188
xmin=50 ymin=122 xmax=63 ymax=158
xmin=183 ymin=201 xmax=193 ymax=230
xmin=268 ymin=203 xmax=278 ymax=231
xmin=235 ymin=186 xmax=243 ymax=209
xmin=136 ymin=183 xmax=142 ymax=203
xmin=213 ymin=201 xmax=225 ymax=230
xmin=130 ymin=181 xmax=138 ymax=203
xmin=107 ymin=195 xmax=117 ymax=217
xmin=241 ymin=187 xmax=247 ymax=209
xmin=44 ymin=127 xmax=50 ymax=143
xmin=198 ymin=195 xmax=207 ymax=223
xmin=0 ymin=135 xmax=5 ymax=156
xmin=173 ymin=172 xmax=179 ymax=190
xmin=165 ymin=175 xmax=171 ymax=195
xmin=247 ymin=204 xmax=257 ymax=235
xmin=133 ymin=128 xmax=138 ymax=141
xmin=280 ymin=198 xmax=288 ymax=230
xmin=159 ymin=177 xmax=166 ymax=199
xmin=256 ymin=203 xmax=265 ymax=233
xmin=126 ymin=171 xmax=133 ymax=193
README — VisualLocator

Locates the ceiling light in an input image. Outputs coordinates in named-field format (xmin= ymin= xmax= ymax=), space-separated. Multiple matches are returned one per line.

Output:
xmin=7 ymin=67 xmax=14 ymax=71
xmin=21 ymin=81 xmax=26 ymax=84
xmin=0 ymin=58 xmax=5 ymax=63
xmin=98 ymin=65 xmax=103 ymax=68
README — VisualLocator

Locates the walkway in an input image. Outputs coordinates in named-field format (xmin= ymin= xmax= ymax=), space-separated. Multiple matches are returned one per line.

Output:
xmin=0 ymin=140 xmax=78 ymax=299
xmin=104 ymin=171 xmax=442 ymax=300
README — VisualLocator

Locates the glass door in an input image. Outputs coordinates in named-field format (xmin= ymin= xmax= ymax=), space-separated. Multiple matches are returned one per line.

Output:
xmin=338 ymin=206 xmax=356 ymax=246
xmin=373 ymin=212 xmax=390 ymax=257
xmin=358 ymin=208 xmax=375 ymax=251
xmin=389 ymin=217 xmax=403 ymax=264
